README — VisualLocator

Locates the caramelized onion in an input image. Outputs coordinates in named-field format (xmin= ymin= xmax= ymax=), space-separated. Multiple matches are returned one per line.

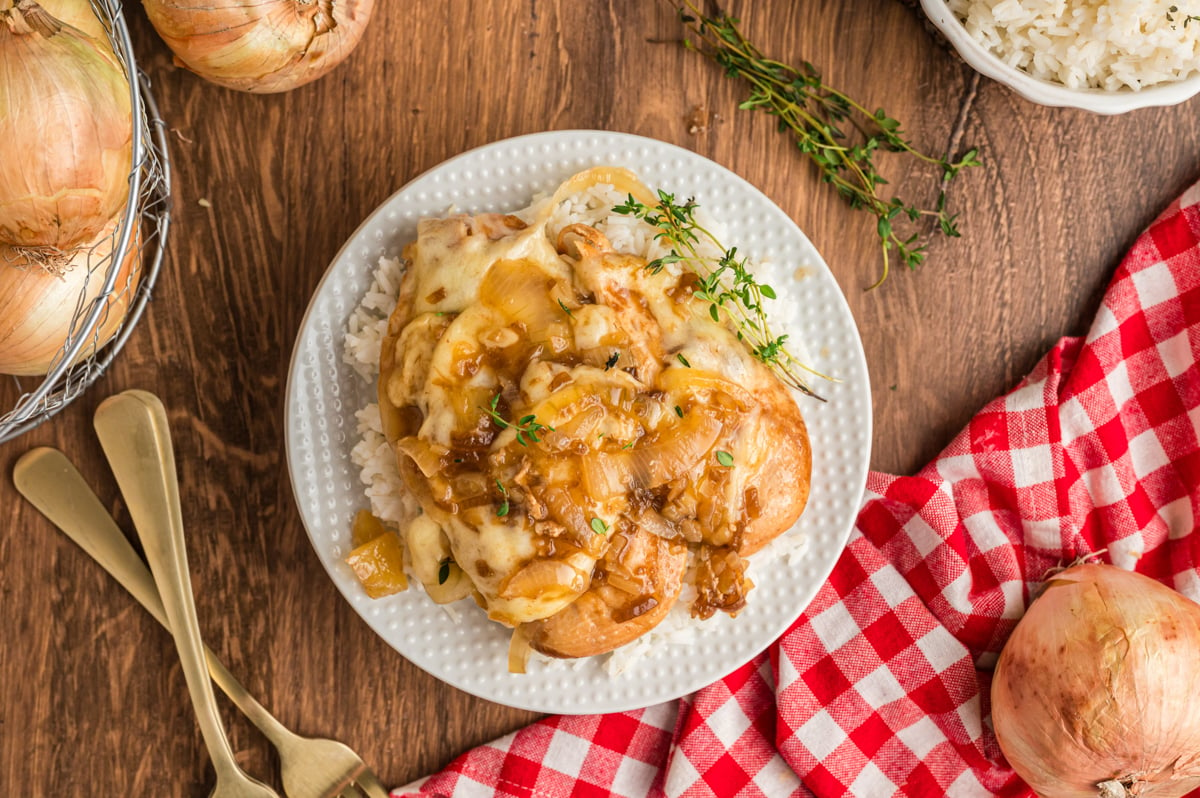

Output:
xmin=658 ymin=366 xmax=755 ymax=410
xmin=404 ymin=515 xmax=472 ymax=604
xmin=478 ymin=258 xmax=570 ymax=352
xmin=424 ymin=563 xmax=472 ymax=604
xmin=530 ymin=383 xmax=596 ymax=424
xmin=553 ymin=403 xmax=605 ymax=440
xmin=556 ymin=223 xmax=611 ymax=259
xmin=394 ymin=436 xmax=448 ymax=478
xmin=540 ymin=485 xmax=595 ymax=546
xmin=632 ymin=507 xmax=679 ymax=541
xmin=578 ymin=451 xmax=628 ymax=499
xmin=692 ymin=546 xmax=751 ymax=620
xmin=520 ymin=529 xmax=687 ymax=659
xmin=603 ymin=569 xmax=643 ymax=595
xmin=542 ymin=167 xmax=659 ymax=219
xmin=498 ymin=558 xmax=589 ymax=602
xmin=582 ymin=411 xmax=722 ymax=499
xmin=508 ymin=627 xmax=532 ymax=674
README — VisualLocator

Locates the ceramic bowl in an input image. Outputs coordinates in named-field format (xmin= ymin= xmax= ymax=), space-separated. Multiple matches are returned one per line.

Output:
xmin=920 ymin=0 xmax=1200 ymax=114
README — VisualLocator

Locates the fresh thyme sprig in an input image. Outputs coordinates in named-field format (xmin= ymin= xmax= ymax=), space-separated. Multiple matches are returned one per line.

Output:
xmin=481 ymin=394 xmax=554 ymax=446
xmin=614 ymin=190 xmax=824 ymax=398
xmin=669 ymin=1 xmax=981 ymax=287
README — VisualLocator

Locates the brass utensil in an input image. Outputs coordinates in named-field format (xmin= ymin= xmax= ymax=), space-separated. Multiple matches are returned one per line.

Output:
xmin=91 ymin=390 xmax=279 ymax=798
xmin=13 ymin=444 xmax=391 ymax=798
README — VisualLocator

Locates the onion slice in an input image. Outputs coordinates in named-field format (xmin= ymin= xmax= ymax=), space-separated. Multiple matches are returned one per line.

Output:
xmin=581 ymin=410 xmax=722 ymax=498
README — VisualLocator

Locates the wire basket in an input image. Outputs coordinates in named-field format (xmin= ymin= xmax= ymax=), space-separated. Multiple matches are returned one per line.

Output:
xmin=0 ymin=0 xmax=171 ymax=444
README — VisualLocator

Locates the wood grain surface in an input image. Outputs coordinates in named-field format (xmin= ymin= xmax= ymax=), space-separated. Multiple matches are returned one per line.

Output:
xmin=2 ymin=0 xmax=1198 ymax=794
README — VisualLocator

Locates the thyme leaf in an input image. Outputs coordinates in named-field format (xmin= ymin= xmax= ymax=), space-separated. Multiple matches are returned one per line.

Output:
xmin=494 ymin=478 xmax=510 ymax=517
xmin=482 ymin=393 xmax=554 ymax=446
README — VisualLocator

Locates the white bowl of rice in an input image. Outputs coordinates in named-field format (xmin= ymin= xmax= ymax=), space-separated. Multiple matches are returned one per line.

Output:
xmin=922 ymin=0 xmax=1200 ymax=113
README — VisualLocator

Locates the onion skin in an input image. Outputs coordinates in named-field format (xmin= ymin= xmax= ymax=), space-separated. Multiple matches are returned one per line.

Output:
xmin=31 ymin=0 xmax=107 ymax=41
xmin=141 ymin=0 xmax=375 ymax=93
xmin=0 ymin=0 xmax=132 ymax=251
xmin=991 ymin=564 xmax=1200 ymax=798
xmin=0 ymin=215 xmax=141 ymax=376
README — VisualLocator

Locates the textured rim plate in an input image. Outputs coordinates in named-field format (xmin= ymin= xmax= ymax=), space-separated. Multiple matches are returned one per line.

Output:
xmin=284 ymin=130 xmax=872 ymax=715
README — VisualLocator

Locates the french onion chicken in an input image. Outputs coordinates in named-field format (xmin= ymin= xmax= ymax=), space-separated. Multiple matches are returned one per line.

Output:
xmin=374 ymin=168 xmax=811 ymax=669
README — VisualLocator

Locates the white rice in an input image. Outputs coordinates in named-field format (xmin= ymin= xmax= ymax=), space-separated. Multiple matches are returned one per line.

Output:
xmin=949 ymin=0 xmax=1200 ymax=90
xmin=341 ymin=183 xmax=809 ymax=676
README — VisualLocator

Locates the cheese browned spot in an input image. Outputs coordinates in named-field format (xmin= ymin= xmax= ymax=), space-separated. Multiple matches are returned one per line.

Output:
xmin=375 ymin=167 xmax=811 ymax=666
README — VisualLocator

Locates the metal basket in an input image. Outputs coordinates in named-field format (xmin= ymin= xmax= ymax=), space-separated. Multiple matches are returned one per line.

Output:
xmin=0 ymin=0 xmax=172 ymax=443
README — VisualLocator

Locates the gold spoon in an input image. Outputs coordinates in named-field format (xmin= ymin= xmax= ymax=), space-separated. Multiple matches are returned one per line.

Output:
xmin=14 ymin=446 xmax=391 ymax=798
xmin=93 ymin=390 xmax=278 ymax=798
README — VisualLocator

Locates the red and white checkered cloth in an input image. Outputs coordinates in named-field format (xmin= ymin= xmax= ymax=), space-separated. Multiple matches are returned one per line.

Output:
xmin=395 ymin=179 xmax=1200 ymax=798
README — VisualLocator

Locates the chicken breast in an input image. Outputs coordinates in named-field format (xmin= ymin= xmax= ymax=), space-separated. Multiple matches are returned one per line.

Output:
xmin=373 ymin=168 xmax=812 ymax=665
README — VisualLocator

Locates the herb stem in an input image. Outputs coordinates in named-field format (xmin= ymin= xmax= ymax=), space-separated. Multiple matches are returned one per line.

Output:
xmin=667 ymin=0 xmax=981 ymax=287
xmin=614 ymin=190 xmax=830 ymax=397
xmin=481 ymin=394 xmax=554 ymax=446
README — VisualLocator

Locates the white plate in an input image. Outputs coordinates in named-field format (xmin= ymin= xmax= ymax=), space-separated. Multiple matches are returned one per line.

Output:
xmin=285 ymin=130 xmax=871 ymax=715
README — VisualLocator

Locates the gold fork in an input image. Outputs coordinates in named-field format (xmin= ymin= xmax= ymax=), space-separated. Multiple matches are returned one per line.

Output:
xmin=14 ymin=417 xmax=390 ymax=797
xmin=92 ymin=391 xmax=279 ymax=798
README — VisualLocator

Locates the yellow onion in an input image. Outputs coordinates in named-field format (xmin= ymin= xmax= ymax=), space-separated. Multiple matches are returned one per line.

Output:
xmin=991 ymin=563 xmax=1200 ymax=798
xmin=141 ymin=0 xmax=375 ymax=93
xmin=0 ymin=215 xmax=142 ymax=375
xmin=0 ymin=0 xmax=131 ymax=253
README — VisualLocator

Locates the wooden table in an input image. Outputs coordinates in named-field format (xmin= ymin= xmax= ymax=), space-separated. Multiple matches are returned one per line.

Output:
xmin=2 ymin=1 xmax=1197 ymax=793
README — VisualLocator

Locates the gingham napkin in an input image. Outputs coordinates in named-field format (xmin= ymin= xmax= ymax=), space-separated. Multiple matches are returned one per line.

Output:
xmin=395 ymin=179 xmax=1200 ymax=798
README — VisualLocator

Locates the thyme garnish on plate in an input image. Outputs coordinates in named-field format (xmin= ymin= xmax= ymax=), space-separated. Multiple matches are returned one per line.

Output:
xmin=668 ymin=1 xmax=981 ymax=287
xmin=494 ymin=478 xmax=511 ymax=517
xmin=482 ymin=393 xmax=554 ymax=446
xmin=614 ymin=191 xmax=825 ymax=398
